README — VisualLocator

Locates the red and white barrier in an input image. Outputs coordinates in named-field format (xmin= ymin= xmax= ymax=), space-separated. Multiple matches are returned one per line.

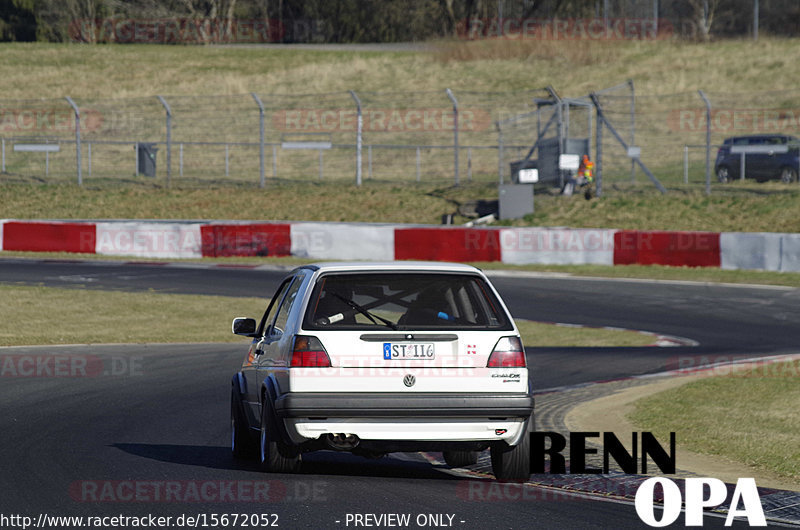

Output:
xmin=290 ymin=223 xmax=395 ymax=261
xmin=499 ymin=228 xmax=616 ymax=265
xmin=721 ymin=232 xmax=800 ymax=273
xmin=1 ymin=219 xmax=799 ymax=273
xmin=2 ymin=220 xmax=96 ymax=254
xmin=614 ymin=230 xmax=720 ymax=268
xmin=95 ymin=222 xmax=203 ymax=259
xmin=200 ymin=223 xmax=291 ymax=258
xmin=395 ymin=227 xmax=500 ymax=262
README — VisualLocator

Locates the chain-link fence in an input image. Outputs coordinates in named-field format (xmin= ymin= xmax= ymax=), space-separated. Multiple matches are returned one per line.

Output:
xmin=591 ymin=86 xmax=800 ymax=194
xmin=2 ymin=86 xmax=799 ymax=193
xmin=0 ymin=89 xmax=539 ymax=187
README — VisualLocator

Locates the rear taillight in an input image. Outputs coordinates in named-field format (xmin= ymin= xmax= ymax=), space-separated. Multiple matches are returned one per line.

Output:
xmin=487 ymin=336 xmax=526 ymax=368
xmin=290 ymin=336 xmax=331 ymax=367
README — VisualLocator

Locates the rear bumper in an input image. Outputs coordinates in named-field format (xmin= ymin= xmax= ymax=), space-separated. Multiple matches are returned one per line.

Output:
xmin=273 ymin=392 xmax=534 ymax=418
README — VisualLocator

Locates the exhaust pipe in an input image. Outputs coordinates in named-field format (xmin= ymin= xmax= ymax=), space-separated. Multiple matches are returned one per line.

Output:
xmin=324 ymin=433 xmax=360 ymax=450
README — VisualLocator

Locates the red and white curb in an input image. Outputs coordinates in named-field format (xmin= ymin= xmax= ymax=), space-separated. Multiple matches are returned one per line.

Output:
xmin=1 ymin=219 xmax=800 ymax=272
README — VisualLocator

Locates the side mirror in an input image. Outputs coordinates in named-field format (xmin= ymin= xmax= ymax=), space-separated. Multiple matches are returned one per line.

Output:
xmin=232 ymin=317 xmax=258 ymax=337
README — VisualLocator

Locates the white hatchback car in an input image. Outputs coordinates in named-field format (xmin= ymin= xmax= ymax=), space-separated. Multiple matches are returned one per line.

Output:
xmin=230 ymin=262 xmax=533 ymax=480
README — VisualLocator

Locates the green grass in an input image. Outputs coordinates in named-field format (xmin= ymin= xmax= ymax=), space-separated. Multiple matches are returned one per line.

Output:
xmin=0 ymin=283 xmax=652 ymax=347
xmin=3 ymin=181 xmax=800 ymax=233
xmin=1 ymin=39 xmax=799 ymax=98
xmin=0 ymin=284 xmax=266 ymax=346
xmin=515 ymin=319 xmax=654 ymax=347
xmin=628 ymin=362 xmax=800 ymax=481
xmin=2 ymin=39 xmax=800 ymax=187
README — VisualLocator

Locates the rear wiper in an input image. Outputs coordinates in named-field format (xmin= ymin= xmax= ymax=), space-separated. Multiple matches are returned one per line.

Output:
xmin=333 ymin=293 xmax=398 ymax=330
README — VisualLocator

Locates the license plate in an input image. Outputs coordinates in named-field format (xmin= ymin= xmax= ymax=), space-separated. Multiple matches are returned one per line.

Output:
xmin=383 ymin=343 xmax=435 ymax=360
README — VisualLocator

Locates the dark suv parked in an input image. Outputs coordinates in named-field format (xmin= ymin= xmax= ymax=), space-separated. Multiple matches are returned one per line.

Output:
xmin=715 ymin=134 xmax=800 ymax=183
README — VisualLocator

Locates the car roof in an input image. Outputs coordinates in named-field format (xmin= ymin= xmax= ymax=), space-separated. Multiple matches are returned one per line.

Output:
xmin=724 ymin=134 xmax=798 ymax=141
xmin=294 ymin=261 xmax=483 ymax=275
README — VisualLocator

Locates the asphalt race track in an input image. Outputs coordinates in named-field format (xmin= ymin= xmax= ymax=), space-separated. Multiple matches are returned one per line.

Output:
xmin=1 ymin=259 xmax=798 ymax=528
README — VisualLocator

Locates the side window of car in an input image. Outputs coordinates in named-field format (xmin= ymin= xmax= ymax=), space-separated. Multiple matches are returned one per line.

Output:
xmin=270 ymin=276 xmax=304 ymax=338
xmin=258 ymin=279 xmax=293 ymax=336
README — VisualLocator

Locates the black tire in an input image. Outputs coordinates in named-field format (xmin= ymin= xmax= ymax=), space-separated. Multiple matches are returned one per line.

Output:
xmin=780 ymin=166 xmax=798 ymax=184
xmin=443 ymin=450 xmax=479 ymax=468
xmin=490 ymin=433 xmax=530 ymax=481
xmin=716 ymin=166 xmax=730 ymax=183
xmin=259 ymin=398 xmax=301 ymax=473
xmin=231 ymin=387 xmax=257 ymax=459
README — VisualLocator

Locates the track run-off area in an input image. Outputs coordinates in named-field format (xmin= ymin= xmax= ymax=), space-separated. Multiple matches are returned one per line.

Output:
xmin=1 ymin=258 xmax=798 ymax=528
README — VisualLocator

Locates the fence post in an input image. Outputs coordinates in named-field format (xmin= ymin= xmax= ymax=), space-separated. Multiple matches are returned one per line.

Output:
xmin=156 ymin=95 xmax=172 ymax=186
xmin=446 ymin=88 xmax=459 ymax=186
xmin=225 ymin=144 xmax=230 ymax=177
xmin=590 ymin=92 xmax=666 ymax=194
xmin=629 ymin=79 xmax=635 ymax=183
xmin=754 ymin=0 xmax=759 ymax=40
xmin=251 ymin=92 xmax=266 ymax=188
xmin=698 ymin=90 xmax=712 ymax=195
xmin=64 ymin=97 xmax=82 ymax=186
xmin=595 ymin=101 xmax=602 ymax=198
xmin=467 ymin=147 xmax=472 ymax=181
xmin=416 ymin=146 xmax=421 ymax=182
xmin=684 ymin=145 xmax=689 ymax=184
xmin=740 ymin=152 xmax=746 ymax=181
xmin=545 ymin=86 xmax=565 ymax=188
xmin=349 ymin=90 xmax=363 ymax=187
xmin=496 ymin=121 xmax=504 ymax=185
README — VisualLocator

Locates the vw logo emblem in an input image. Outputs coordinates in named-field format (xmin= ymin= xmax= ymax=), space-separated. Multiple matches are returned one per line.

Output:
xmin=403 ymin=374 xmax=416 ymax=388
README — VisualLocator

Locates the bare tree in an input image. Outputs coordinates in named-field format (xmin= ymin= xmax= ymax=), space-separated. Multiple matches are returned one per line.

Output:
xmin=685 ymin=0 xmax=721 ymax=40
xmin=176 ymin=0 xmax=237 ymax=42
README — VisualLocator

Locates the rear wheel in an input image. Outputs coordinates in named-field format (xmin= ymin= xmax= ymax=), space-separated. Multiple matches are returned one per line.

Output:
xmin=490 ymin=433 xmax=530 ymax=481
xmin=259 ymin=399 xmax=301 ymax=473
xmin=231 ymin=387 xmax=257 ymax=459
xmin=443 ymin=450 xmax=479 ymax=468
xmin=780 ymin=166 xmax=798 ymax=184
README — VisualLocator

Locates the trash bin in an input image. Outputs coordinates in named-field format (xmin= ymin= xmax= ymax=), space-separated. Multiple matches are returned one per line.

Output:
xmin=137 ymin=143 xmax=158 ymax=177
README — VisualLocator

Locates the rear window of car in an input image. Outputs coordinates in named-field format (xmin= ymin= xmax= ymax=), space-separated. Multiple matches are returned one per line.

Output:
xmin=303 ymin=272 xmax=513 ymax=331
